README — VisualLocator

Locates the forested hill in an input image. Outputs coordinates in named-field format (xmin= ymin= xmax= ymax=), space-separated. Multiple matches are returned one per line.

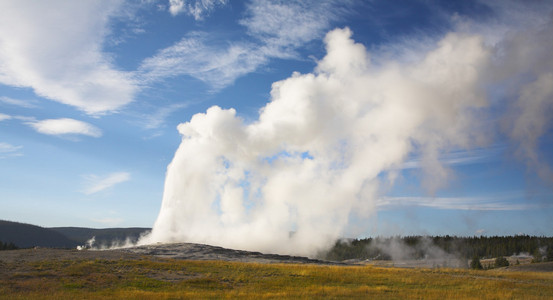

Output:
xmin=0 ymin=220 xmax=150 ymax=249
xmin=0 ymin=220 xmax=78 ymax=248
xmin=322 ymin=235 xmax=553 ymax=261
xmin=50 ymin=227 xmax=151 ymax=247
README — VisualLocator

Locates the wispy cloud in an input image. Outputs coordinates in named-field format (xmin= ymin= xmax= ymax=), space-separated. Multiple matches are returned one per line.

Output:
xmin=26 ymin=118 xmax=102 ymax=138
xmin=0 ymin=1 xmax=137 ymax=114
xmin=0 ymin=142 xmax=23 ymax=158
xmin=139 ymin=0 xmax=345 ymax=91
xmin=168 ymin=0 xmax=227 ymax=19
xmin=0 ymin=113 xmax=11 ymax=121
xmin=377 ymin=195 xmax=539 ymax=211
xmin=239 ymin=0 xmax=344 ymax=54
xmin=83 ymin=172 xmax=131 ymax=195
xmin=139 ymin=32 xmax=266 ymax=90
xmin=400 ymin=146 xmax=504 ymax=169
xmin=0 ymin=96 xmax=38 ymax=108
xmin=143 ymin=103 xmax=189 ymax=129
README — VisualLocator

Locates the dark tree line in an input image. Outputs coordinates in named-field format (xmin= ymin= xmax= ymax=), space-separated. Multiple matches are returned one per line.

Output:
xmin=0 ymin=240 xmax=18 ymax=250
xmin=322 ymin=235 xmax=553 ymax=261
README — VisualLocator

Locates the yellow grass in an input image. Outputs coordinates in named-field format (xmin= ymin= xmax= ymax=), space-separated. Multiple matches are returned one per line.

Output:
xmin=1 ymin=258 xmax=552 ymax=299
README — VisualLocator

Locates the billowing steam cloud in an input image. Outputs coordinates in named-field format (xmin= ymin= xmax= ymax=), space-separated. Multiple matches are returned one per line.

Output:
xmin=139 ymin=9 xmax=553 ymax=257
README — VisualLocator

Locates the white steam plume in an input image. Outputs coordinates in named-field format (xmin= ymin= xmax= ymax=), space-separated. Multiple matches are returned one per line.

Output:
xmin=138 ymin=4 xmax=553 ymax=257
xmin=139 ymin=27 xmax=494 ymax=256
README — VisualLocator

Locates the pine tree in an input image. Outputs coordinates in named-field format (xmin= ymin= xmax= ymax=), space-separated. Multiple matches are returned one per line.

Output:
xmin=470 ymin=256 xmax=483 ymax=270
xmin=532 ymin=248 xmax=543 ymax=263
xmin=0 ymin=241 xmax=18 ymax=250
xmin=494 ymin=256 xmax=509 ymax=268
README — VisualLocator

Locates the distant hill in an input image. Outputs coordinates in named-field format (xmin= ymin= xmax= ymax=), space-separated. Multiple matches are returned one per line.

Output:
xmin=0 ymin=220 xmax=78 ymax=248
xmin=50 ymin=227 xmax=151 ymax=247
xmin=0 ymin=220 xmax=151 ymax=249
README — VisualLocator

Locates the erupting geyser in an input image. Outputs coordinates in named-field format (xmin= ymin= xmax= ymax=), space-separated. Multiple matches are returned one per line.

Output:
xmin=138 ymin=24 xmax=553 ymax=256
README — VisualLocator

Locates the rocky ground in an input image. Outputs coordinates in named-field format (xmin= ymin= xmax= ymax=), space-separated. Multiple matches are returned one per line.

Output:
xmin=0 ymin=242 xmax=340 ymax=265
xmin=120 ymin=242 xmax=341 ymax=264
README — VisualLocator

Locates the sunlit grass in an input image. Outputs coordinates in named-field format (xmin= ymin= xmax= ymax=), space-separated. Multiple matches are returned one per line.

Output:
xmin=1 ymin=258 xmax=552 ymax=299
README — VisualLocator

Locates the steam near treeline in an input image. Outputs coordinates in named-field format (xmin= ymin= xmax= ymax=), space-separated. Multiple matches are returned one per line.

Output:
xmin=138 ymin=3 xmax=553 ymax=256
xmin=323 ymin=235 xmax=553 ymax=263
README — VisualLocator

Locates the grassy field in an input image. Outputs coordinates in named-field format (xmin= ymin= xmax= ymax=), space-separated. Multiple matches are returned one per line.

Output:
xmin=1 ymin=257 xmax=553 ymax=299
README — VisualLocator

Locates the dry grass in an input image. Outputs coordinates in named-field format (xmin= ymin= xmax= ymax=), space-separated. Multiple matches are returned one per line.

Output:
xmin=1 ymin=257 xmax=552 ymax=299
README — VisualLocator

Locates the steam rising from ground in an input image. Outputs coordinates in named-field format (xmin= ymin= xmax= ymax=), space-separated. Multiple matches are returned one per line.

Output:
xmin=366 ymin=237 xmax=468 ymax=268
xmin=139 ymin=9 xmax=553 ymax=257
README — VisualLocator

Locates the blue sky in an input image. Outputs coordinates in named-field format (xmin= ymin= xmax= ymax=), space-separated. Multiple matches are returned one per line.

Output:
xmin=0 ymin=0 xmax=552 ymax=240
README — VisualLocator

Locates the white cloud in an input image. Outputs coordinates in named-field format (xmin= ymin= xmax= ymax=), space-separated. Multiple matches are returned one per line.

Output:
xmin=83 ymin=172 xmax=131 ymax=195
xmin=0 ymin=1 xmax=137 ymax=115
xmin=27 ymin=118 xmax=102 ymax=138
xmin=0 ymin=142 xmax=23 ymax=158
xmin=0 ymin=113 xmax=11 ymax=121
xmin=0 ymin=96 xmax=37 ymax=108
xmin=168 ymin=0 xmax=227 ymax=19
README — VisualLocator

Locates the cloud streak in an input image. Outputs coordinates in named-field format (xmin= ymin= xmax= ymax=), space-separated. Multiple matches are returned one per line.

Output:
xmin=376 ymin=196 xmax=539 ymax=211
xmin=400 ymin=146 xmax=504 ymax=170
xmin=83 ymin=172 xmax=131 ymax=195
xmin=26 ymin=118 xmax=102 ymax=138
xmin=0 ymin=113 xmax=11 ymax=121
xmin=143 ymin=103 xmax=189 ymax=130
xmin=0 ymin=142 xmax=23 ymax=159
xmin=239 ymin=0 xmax=344 ymax=53
xmin=0 ymin=96 xmax=37 ymax=108
xmin=139 ymin=32 xmax=266 ymax=90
